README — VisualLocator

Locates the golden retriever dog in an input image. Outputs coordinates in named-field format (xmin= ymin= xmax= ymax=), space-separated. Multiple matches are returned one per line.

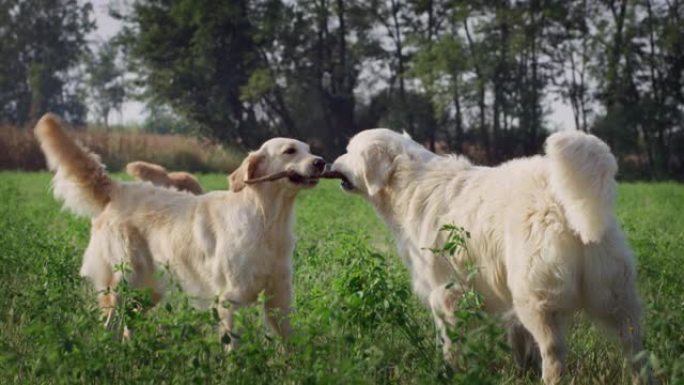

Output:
xmin=35 ymin=113 xmax=326 ymax=347
xmin=330 ymin=129 xmax=646 ymax=384
xmin=126 ymin=160 xmax=204 ymax=195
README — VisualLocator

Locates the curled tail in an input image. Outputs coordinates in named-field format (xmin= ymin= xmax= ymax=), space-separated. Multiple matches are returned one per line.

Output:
xmin=546 ymin=131 xmax=618 ymax=244
xmin=34 ymin=113 xmax=113 ymax=218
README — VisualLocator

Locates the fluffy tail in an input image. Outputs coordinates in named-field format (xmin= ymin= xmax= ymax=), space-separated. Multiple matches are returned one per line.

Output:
xmin=546 ymin=131 xmax=618 ymax=244
xmin=126 ymin=161 xmax=204 ymax=194
xmin=34 ymin=113 xmax=113 ymax=218
xmin=126 ymin=161 xmax=171 ymax=186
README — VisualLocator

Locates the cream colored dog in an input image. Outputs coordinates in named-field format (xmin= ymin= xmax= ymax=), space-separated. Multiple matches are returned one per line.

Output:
xmin=126 ymin=160 xmax=204 ymax=195
xmin=35 ymin=113 xmax=326 ymax=347
xmin=331 ymin=129 xmax=646 ymax=384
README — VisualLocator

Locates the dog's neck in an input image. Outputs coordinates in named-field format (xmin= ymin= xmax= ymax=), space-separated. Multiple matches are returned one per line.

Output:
xmin=370 ymin=155 xmax=472 ymax=232
xmin=242 ymin=183 xmax=298 ymax=229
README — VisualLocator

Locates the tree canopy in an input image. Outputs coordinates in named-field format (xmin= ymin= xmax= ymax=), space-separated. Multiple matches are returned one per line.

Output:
xmin=0 ymin=0 xmax=682 ymax=178
xmin=0 ymin=0 xmax=94 ymax=125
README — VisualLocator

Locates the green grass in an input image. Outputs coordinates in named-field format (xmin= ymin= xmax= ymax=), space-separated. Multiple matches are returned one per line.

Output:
xmin=0 ymin=172 xmax=682 ymax=384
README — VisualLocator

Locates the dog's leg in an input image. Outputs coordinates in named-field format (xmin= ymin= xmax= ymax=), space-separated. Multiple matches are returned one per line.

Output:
xmin=587 ymin=277 xmax=649 ymax=384
xmin=514 ymin=301 xmax=567 ymax=385
xmin=593 ymin=304 xmax=649 ymax=385
xmin=429 ymin=282 xmax=464 ymax=367
xmin=94 ymin=267 xmax=122 ymax=331
xmin=215 ymin=300 xmax=241 ymax=351
xmin=263 ymin=277 xmax=293 ymax=340
xmin=583 ymin=232 xmax=651 ymax=384
xmin=507 ymin=319 xmax=542 ymax=374
xmin=99 ymin=287 xmax=118 ymax=330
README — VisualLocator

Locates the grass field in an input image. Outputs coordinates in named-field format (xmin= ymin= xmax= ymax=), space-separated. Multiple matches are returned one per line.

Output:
xmin=1 ymin=172 xmax=682 ymax=384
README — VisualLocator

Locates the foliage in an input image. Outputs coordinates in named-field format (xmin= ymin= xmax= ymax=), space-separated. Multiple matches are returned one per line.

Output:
xmin=0 ymin=174 xmax=683 ymax=384
xmin=1 ymin=0 xmax=682 ymax=176
xmin=114 ymin=0 xmax=265 ymax=145
xmin=85 ymin=42 xmax=126 ymax=129
xmin=142 ymin=105 xmax=198 ymax=135
xmin=0 ymin=0 xmax=94 ymax=125
xmin=113 ymin=0 xmax=683 ymax=175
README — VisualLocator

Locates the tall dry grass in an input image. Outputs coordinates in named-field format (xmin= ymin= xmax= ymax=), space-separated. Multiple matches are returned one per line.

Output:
xmin=0 ymin=125 xmax=244 ymax=173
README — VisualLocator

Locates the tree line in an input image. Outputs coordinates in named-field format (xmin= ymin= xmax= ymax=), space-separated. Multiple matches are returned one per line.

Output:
xmin=1 ymin=0 xmax=682 ymax=178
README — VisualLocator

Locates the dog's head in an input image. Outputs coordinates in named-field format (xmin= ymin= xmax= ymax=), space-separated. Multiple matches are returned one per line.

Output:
xmin=331 ymin=129 xmax=434 ymax=197
xmin=229 ymin=138 xmax=326 ymax=192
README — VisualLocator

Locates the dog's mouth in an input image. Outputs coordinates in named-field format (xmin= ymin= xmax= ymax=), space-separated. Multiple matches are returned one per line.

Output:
xmin=244 ymin=169 xmax=319 ymax=187
xmin=287 ymin=172 xmax=320 ymax=186
xmin=321 ymin=170 xmax=354 ymax=191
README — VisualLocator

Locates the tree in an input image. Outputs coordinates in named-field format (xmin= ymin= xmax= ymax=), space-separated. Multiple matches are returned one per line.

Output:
xmin=293 ymin=0 xmax=376 ymax=153
xmin=117 ymin=0 xmax=263 ymax=146
xmin=86 ymin=41 xmax=126 ymax=129
xmin=114 ymin=0 xmax=682 ymax=177
xmin=0 ymin=0 xmax=94 ymax=125
xmin=589 ymin=0 xmax=683 ymax=178
xmin=143 ymin=105 xmax=196 ymax=135
xmin=547 ymin=0 xmax=598 ymax=133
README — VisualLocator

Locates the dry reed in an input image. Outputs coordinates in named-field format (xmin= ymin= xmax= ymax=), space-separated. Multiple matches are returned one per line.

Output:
xmin=0 ymin=125 xmax=243 ymax=173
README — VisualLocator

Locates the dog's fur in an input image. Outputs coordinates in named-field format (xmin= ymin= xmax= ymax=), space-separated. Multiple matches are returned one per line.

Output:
xmin=35 ymin=113 xmax=325 ymax=346
xmin=126 ymin=161 xmax=204 ymax=195
xmin=331 ymin=129 xmax=645 ymax=384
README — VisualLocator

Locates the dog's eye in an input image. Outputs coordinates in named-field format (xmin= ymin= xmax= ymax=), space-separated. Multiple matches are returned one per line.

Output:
xmin=283 ymin=148 xmax=297 ymax=155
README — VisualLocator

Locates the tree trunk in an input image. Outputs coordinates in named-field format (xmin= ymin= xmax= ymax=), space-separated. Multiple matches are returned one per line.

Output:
xmin=645 ymin=0 xmax=669 ymax=176
xmin=605 ymin=0 xmax=628 ymax=108
xmin=453 ymin=83 xmax=464 ymax=153
xmin=464 ymin=17 xmax=489 ymax=159
xmin=389 ymin=0 xmax=414 ymax=137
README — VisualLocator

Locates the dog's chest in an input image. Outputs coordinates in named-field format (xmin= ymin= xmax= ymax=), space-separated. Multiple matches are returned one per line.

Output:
xmin=206 ymin=231 xmax=293 ymax=300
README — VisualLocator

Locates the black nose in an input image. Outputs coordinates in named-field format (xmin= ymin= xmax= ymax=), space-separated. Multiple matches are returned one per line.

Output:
xmin=313 ymin=158 xmax=326 ymax=172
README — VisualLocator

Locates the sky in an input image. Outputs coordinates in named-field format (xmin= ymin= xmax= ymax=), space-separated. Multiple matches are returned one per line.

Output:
xmin=88 ymin=0 xmax=575 ymax=130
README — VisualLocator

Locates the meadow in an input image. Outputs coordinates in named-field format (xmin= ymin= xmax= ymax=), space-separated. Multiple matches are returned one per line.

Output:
xmin=0 ymin=172 xmax=682 ymax=384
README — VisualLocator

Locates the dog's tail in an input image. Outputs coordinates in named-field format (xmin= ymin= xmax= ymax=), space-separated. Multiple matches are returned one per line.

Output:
xmin=126 ymin=161 xmax=171 ymax=186
xmin=34 ymin=113 xmax=114 ymax=218
xmin=546 ymin=130 xmax=618 ymax=244
xmin=167 ymin=172 xmax=204 ymax=195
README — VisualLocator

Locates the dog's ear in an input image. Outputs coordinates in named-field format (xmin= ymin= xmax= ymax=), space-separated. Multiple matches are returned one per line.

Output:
xmin=361 ymin=144 xmax=394 ymax=197
xmin=229 ymin=151 xmax=265 ymax=192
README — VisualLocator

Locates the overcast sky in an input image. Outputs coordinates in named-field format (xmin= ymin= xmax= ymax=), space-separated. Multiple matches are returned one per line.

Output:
xmin=88 ymin=0 xmax=575 ymax=131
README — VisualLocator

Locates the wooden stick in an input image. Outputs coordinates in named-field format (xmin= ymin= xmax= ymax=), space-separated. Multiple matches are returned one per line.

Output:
xmin=244 ymin=170 xmax=295 ymax=184
xmin=319 ymin=170 xmax=346 ymax=179
xmin=244 ymin=167 xmax=345 ymax=185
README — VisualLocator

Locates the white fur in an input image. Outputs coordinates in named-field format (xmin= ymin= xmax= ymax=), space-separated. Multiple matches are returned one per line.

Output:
xmin=43 ymin=142 xmax=110 ymax=218
xmin=546 ymin=131 xmax=618 ymax=243
xmin=332 ymin=129 xmax=646 ymax=384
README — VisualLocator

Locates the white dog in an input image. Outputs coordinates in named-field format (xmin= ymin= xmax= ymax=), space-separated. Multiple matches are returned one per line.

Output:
xmin=35 ymin=113 xmax=326 ymax=347
xmin=331 ymin=129 xmax=645 ymax=384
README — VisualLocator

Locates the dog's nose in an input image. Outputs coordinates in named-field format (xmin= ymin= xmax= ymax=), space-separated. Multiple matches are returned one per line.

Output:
xmin=313 ymin=158 xmax=326 ymax=172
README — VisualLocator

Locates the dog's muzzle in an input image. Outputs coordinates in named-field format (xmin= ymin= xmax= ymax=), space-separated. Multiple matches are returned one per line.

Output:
xmin=244 ymin=169 xmax=320 ymax=186
xmin=287 ymin=172 xmax=320 ymax=186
